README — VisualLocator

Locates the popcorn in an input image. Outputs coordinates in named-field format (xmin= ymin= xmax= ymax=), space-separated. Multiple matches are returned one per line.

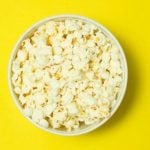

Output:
xmin=45 ymin=21 xmax=57 ymax=35
xmin=33 ymin=93 xmax=46 ymax=106
xmin=64 ymin=119 xmax=75 ymax=131
xmin=110 ymin=60 xmax=122 ymax=74
xmin=102 ymin=52 xmax=110 ymax=62
xmin=99 ymin=106 xmax=110 ymax=118
xmin=12 ymin=58 xmax=21 ymax=73
xmin=32 ymin=109 xmax=44 ymax=123
xmin=11 ymin=19 xmax=123 ymax=131
xmin=67 ymin=69 xmax=81 ymax=81
xmin=39 ymin=119 xmax=49 ymax=128
xmin=17 ymin=50 xmax=27 ymax=62
xmin=62 ymin=91 xmax=73 ymax=104
xmin=78 ymin=92 xmax=97 ymax=106
xmin=52 ymin=109 xmax=67 ymax=126
xmin=86 ymin=71 xmax=94 ymax=80
xmin=21 ymin=84 xmax=31 ymax=94
xmin=12 ymin=72 xmax=21 ymax=86
xmin=44 ymin=103 xmax=56 ymax=116
xmin=64 ymin=19 xmax=80 ymax=31
xmin=14 ymin=86 xmax=21 ymax=94
xmin=53 ymin=46 xmax=62 ymax=55
xmin=87 ymin=106 xmax=100 ymax=119
xmin=53 ymin=55 xmax=63 ymax=64
xmin=111 ymin=44 xmax=119 ymax=54
xmin=22 ymin=39 xmax=33 ymax=51
xmin=32 ymin=33 xmax=46 ymax=47
xmin=23 ymin=108 xmax=33 ymax=117
xmin=86 ymin=40 xmax=95 ymax=47
xmin=66 ymin=103 xmax=78 ymax=115
xmin=50 ymin=78 xmax=59 ymax=89
xmin=100 ymin=70 xmax=109 ymax=79
xmin=96 ymin=31 xmax=106 ymax=45
xmin=19 ymin=94 xmax=26 ymax=105
xmin=35 ymin=55 xmax=49 ymax=68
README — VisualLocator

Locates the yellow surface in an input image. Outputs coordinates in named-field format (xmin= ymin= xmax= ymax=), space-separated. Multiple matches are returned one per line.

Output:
xmin=0 ymin=0 xmax=150 ymax=149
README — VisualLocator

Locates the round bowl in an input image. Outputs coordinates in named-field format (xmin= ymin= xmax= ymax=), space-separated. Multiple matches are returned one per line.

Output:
xmin=8 ymin=15 xmax=128 ymax=136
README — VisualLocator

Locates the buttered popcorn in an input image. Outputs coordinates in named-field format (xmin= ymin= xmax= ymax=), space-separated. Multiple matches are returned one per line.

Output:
xmin=11 ymin=19 xmax=123 ymax=131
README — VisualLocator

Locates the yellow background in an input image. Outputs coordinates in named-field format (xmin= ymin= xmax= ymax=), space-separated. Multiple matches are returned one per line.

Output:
xmin=0 ymin=0 xmax=150 ymax=149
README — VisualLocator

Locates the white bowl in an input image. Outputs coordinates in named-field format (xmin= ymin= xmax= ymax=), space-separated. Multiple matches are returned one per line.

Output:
xmin=8 ymin=15 xmax=128 ymax=136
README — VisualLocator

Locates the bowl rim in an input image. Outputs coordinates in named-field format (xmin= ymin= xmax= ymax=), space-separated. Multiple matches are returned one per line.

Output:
xmin=8 ymin=14 xmax=128 ymax=136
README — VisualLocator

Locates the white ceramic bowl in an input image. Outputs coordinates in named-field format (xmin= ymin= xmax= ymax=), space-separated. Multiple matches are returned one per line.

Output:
xmin=8 ymin=15 xmax=128 ymax=136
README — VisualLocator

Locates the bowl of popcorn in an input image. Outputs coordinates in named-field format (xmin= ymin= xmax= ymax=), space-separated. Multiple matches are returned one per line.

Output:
xmin=8 ymin=15 xmax=128 ymax=136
